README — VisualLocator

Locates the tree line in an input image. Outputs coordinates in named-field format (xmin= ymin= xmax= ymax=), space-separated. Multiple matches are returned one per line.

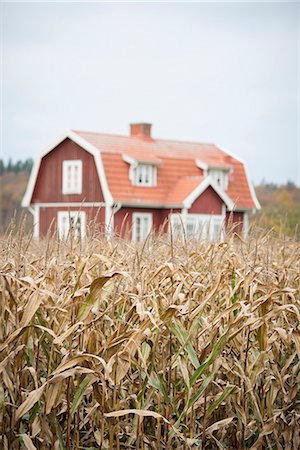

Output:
xmin=0 ymin=158 xmax=33 ymax=175
xmin=253 ymin=181 xmax=300 ymax=239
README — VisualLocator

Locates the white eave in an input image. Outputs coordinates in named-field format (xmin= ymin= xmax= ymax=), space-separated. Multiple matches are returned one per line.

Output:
xmin=195 ymin=159 xmax=208 ymax=171
xmin=183 ymin=176 xmax=235 ymax=211
xmin=216 ymin=144 xmax=261 ymax=210
xmin=21 ymin=130 xmax=113 ymax=208
xmin=122 ymin=153 xmax=162 ymax=166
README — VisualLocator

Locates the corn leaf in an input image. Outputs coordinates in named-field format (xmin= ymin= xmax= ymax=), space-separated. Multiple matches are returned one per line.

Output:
xmin=171 ymin=319 xmax=200 ymax=369
xmin=206 ymin=384 xmax=235 ymax=419
xmin=70 ymin=374 xmax=95 ymax=418
xmin=189 ymin=332 xmax=228 ymax=387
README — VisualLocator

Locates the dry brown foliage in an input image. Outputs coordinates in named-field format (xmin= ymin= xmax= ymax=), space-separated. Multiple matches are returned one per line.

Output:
xmin=0 ymin=223 xmax=299 ymax=449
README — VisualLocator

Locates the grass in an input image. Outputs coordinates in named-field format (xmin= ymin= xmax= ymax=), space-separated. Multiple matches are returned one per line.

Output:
xmin=0 ymin=221 xmax=299 ymax=449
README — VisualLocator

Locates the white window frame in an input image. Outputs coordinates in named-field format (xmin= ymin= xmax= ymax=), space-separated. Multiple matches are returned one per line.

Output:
xmin=132 ymin=212 xmax=153 ymax=241
xmin=62 ymin=160 xmax=83 ymax=194
xmin=243 ymin=212 xmax=249 ymax=239
xmin=208 ymin=169 xmax=229 ymax=191
xmin=57 ymin=211 xmax=86 ymax=240
xmin=170 ymin=213 xmax=224 ymax=241
xmin=132 ymin=164 xmax=157 ymax=187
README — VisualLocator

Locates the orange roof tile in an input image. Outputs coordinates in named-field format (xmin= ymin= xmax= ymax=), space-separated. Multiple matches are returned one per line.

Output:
xmin=165 ymin=176 xmax=205 ymax=204
xmin=73 ymin=130 xmax=257 ymax=210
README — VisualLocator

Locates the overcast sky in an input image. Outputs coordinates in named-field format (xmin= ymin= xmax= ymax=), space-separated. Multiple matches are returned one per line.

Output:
xmin=1 ymin=1 xmax=299 ymax=185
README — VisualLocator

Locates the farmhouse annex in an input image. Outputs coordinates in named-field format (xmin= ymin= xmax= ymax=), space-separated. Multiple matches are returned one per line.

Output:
xmin=22 ymin=123 xmax=260 ymax=240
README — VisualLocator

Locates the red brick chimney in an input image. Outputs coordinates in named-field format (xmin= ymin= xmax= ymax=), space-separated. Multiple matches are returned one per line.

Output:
xmin=130 ymin=123 xmax=152 ymax=139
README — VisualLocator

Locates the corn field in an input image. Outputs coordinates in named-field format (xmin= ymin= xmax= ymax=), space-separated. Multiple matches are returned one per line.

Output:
xmin=0 ymin=223 xmax=299 ymax=449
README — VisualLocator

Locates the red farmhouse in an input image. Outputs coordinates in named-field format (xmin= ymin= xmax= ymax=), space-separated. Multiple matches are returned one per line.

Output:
xmin=22 ymin=123 xmax=260 ymax=240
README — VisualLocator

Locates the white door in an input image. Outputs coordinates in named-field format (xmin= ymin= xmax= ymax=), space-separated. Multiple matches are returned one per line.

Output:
xmin=57 ymin=211 xmax=86 ymax=240
xmin=132 ymin=213 xmax=152 ymax=241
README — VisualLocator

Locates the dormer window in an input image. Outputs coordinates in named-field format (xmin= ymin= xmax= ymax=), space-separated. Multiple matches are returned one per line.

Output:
xmin=208 ymin=169 xmax=228 ymax=191
xmin=62 ymin=160 xmax=82 ymax=194
xmin=133 ymin=164 xmax=156 ymax=187
xmin=123 ymin=154 xmax=160 ymax=187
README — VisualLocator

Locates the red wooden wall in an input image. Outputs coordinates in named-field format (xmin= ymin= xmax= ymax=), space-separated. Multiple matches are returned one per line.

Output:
xmin=226 ymin=211 xmax=244 ymax=233
xmin=39 ymin=206 xmax=106 ymax=237
xmin=188 ymin=186 xmax=223 ymax=214
xmin=114 ymin=208 xmax=181 ymax=238
xmin=31 ymin=139 xmax=104 ymax=203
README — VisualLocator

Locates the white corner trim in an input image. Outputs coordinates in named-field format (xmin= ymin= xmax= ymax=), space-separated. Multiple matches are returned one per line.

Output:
xmin=33 ymin=205 xmax=40 ymax=239
xmin=112 ymin=202 xmax=122 ymax=215
xmin=243 ymin=212 xmax=249 ymax=238
xmin=22 ymin=158 xmax=41 ymax=207
xmin=222 ymin=204 xmax=226 ymax=217
xmin=181 ymin=207 xmax=188 ymax=216
xmin=216 ymin=143 xmax=261 ymax=210
xmin=105 ymin=203 xmax=114 ymax=237
xmin=105 ymin=202 xmax=122 ymax=237
xmin=183 ymin=176 xmax=235 ymax=211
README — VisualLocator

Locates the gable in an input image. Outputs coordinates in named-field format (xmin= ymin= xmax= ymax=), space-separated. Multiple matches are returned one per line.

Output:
xmin=31 ymin=138 xmax=104 ymax=203
xmin=189 ymin=186 xmax=224 ymax=214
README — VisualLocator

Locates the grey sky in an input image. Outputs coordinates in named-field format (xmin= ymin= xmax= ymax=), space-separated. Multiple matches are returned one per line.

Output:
xmin=1 ymin=1 xmax=299 ymax=185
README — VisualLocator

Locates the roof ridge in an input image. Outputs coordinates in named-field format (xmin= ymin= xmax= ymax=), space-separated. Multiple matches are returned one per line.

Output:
xmin=72 ymin=129 xmax=220 ymax=148
xmin=72 ymin=129 xmax=131 ymax=139
xmin=156 ymin=137 xmax=217 ymax=147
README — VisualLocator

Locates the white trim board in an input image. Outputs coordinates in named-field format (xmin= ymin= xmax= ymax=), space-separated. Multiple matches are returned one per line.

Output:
xmin=32 ymin=202 xmax=105 ymax=208
xmin=183 ymin=176 xmax=235 ymax=211
xmin=33 ymin=205 xmax=40 ymax=239
xmin=216 ymin=144 xmax=261 ymax=210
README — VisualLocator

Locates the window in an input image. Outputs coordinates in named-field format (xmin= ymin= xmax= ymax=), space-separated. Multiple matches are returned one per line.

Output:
xmin=208 ymin=169 xmax=228 ymax=191
xmin=132 ymin=213 xmax=152 ymax=241
xmin=57 ymin=211 xmax=86 ymax=240
xmin=186 ymin=216 xmax=197 ymax=238
xmin=133 ymin=164 xmax=156 ymax=187
xmin=62 ymin=160 xmax=82 ymax=194
xmin=170 ymin=214 xmax=224 ymax=241
xmin=170 ymin=214 xmax=185 ymax=238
